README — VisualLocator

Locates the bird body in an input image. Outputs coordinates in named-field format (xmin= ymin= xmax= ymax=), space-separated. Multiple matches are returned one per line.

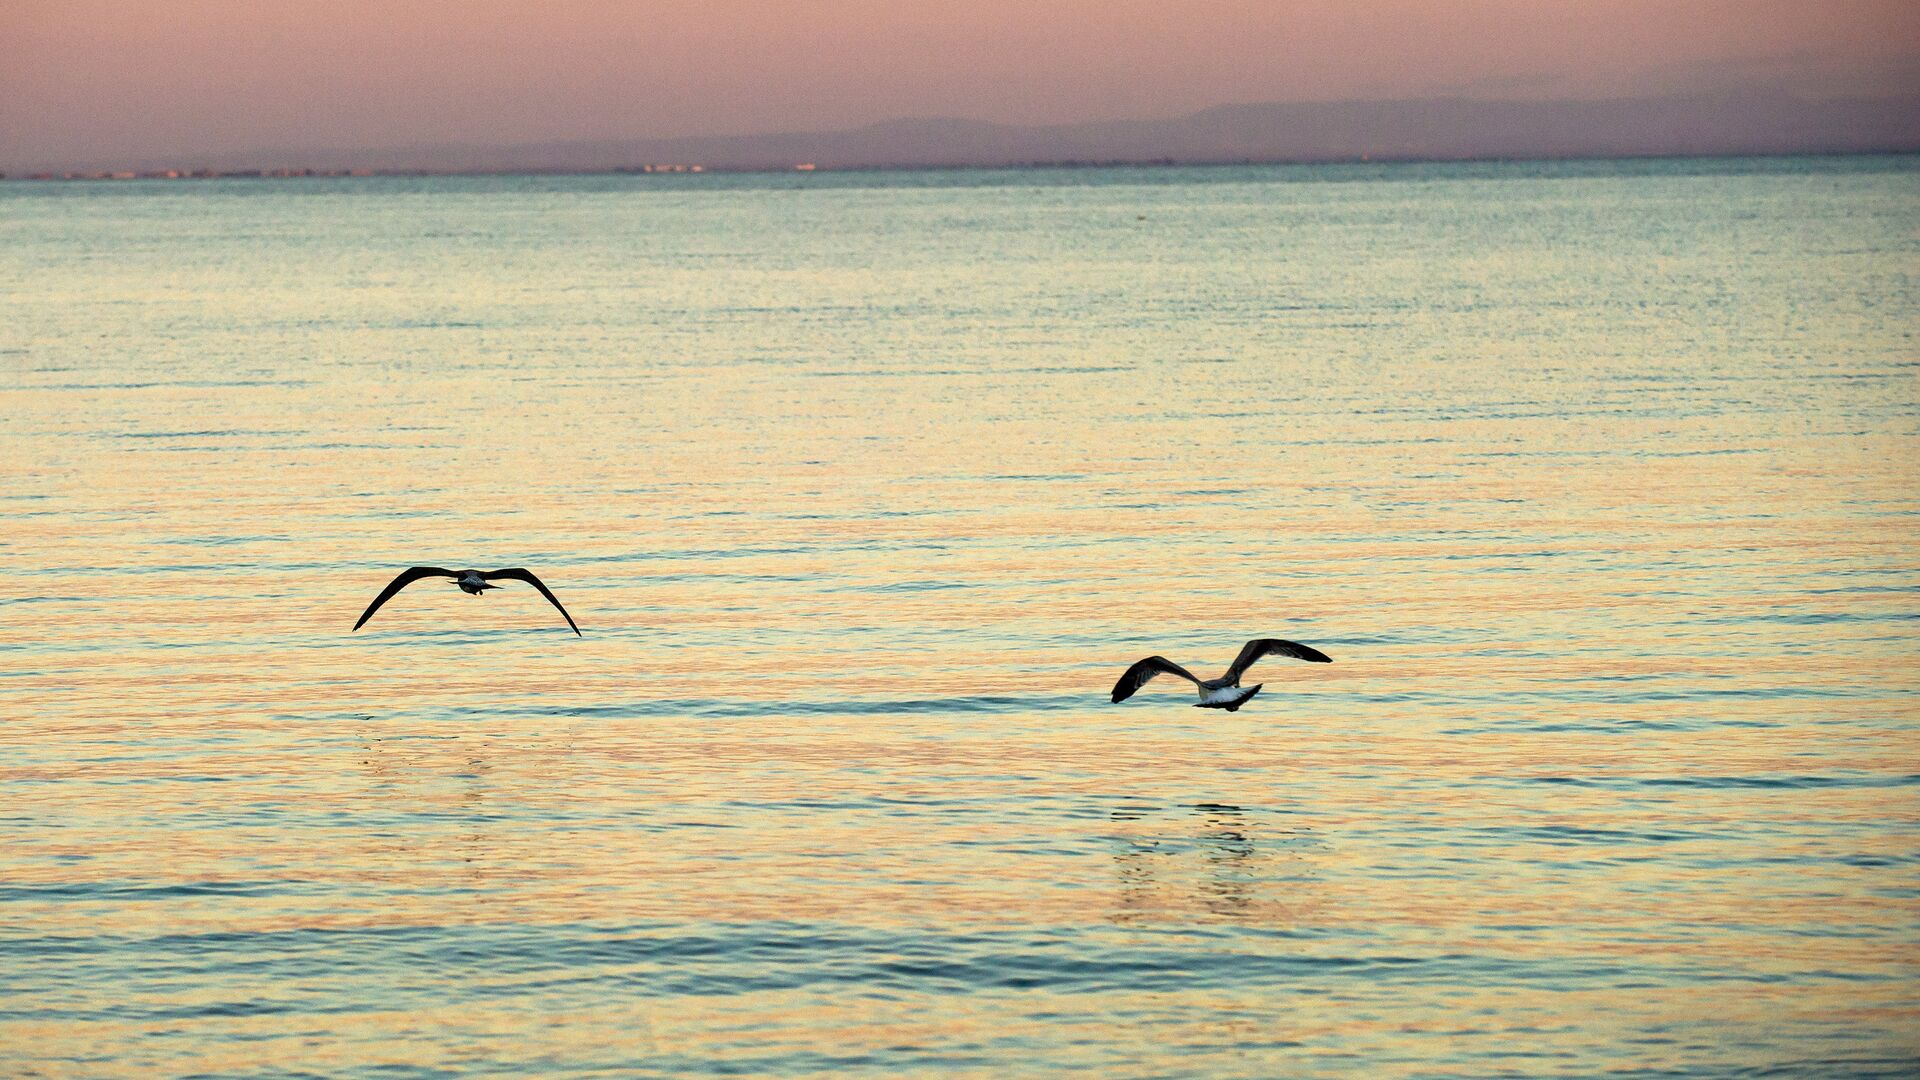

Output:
xmin=353 ymin=566 xmax=580 ymax=634
xmin=1110 ymin=638 xmax=1330 ymax=711
xmin=1198 ymin=683 xmax=1263 ymax=709
xmin=454 ymin=570 xmax=498 ymax=595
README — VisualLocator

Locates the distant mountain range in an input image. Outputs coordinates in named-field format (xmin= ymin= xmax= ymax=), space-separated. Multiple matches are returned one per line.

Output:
xmin=18 ymin=90 xmax=1920 ymax=176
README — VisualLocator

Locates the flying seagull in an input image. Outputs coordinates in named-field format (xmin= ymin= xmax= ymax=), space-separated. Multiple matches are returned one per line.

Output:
xmin=1110 ymin=638 xmax=1331 ymax=711
xmin=351 ymin=567 xmax=581 ymax=635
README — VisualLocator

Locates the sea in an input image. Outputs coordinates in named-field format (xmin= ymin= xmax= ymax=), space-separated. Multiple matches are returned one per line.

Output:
xmin=1 ymin=157 xmax=1916 ymax=1077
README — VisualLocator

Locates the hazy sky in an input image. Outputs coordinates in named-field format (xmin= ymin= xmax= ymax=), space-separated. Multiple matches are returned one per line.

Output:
xmin=4 ymin=0 xmax=1917 ymax=165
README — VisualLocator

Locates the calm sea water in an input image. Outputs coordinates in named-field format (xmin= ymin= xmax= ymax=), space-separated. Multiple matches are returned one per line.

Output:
xmin=2 ymin=158 xmax=1917 ymax=1077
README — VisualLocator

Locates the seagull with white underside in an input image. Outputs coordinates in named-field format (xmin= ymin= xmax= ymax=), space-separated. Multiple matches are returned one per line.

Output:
xmin=1110 ymin=638 xmax=1331 ymax=711
xmin=351 ymin=567 xmax=581 ymax=635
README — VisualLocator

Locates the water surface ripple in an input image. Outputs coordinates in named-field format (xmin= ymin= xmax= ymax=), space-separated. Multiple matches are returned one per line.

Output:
xmin=2 ymin=159 xmax=1917 ymax=1077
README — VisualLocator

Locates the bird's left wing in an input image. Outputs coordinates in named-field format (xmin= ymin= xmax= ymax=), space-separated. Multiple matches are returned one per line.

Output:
xmin=1223 ymin=638 xmax=1332 ymax=682
xmin=353 ymin=567 xmax=459 ymax=631
xmin=483 ymin=568 xmax=582 ymax=635
xmin=1111 ymin=656 xmax=1201 ymax=703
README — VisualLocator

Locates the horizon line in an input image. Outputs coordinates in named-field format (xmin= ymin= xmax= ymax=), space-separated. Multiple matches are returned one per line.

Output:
xmin=10 ymin=147 xmax=1920 ymax=184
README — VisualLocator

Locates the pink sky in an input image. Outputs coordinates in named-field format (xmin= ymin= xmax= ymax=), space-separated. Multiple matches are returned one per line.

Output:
xmin=4 ymin=0 xmax=1916 ymax=165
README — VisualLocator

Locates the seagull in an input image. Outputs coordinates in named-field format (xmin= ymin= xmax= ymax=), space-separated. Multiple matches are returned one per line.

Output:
xmin=1110 ymin=638 xmax=1331 ymax=711
xmin=351 ymin=567 xmax=581 ymax=635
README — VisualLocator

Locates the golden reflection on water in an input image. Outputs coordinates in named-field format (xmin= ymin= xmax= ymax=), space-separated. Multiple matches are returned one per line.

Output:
xmin=3 ymin=163 xmax=1918 ymax=1075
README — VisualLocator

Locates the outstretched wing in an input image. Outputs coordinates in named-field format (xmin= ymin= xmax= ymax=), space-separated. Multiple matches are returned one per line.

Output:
xmin=352 ymin=567 xmax=460 ymax=631
xmin=1223 ymin=638 xmax=1332 ymax=682
xmin=1111 ymin=656 xmax=1202 ymax=703
xmin=483 ymin=568 xmax=582 ymax=635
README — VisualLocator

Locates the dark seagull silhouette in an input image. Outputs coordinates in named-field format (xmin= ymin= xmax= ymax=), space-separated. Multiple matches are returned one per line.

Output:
xmin=1110 ymin=638 xmax=1331 ymax=711
xmin=352 ymin=567 xmax=581 ymax=635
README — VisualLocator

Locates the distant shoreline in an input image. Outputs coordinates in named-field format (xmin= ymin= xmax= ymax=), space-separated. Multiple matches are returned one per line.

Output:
xmin=12 ymin=89 xmax=1917 ymax=181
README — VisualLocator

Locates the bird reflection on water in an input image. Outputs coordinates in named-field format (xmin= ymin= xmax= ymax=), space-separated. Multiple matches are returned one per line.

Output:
xmin=1109 ymin=802 xmax=1315 ymax=924
xmin=353 ymin=728 xmax=509 ymax=896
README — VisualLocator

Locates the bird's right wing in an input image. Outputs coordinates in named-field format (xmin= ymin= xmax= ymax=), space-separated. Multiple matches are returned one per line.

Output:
xmin=1223 ymin=638 xmax=1333 ymax=682
xmin=1111 ymin=656 xmax=1201 ymax=703
xmin=482 ymin=568 xmax=581 ymax=636
xmin=352 ymin=567 xmax=459 ymax=631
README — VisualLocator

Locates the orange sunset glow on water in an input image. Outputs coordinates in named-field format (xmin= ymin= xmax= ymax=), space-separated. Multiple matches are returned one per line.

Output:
xmin=2 ymin=160 xmax=1917 ymax=1075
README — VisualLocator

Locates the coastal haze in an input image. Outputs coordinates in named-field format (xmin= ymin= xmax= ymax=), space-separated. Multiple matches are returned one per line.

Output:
xmin=2 ymin=158 xmax=1918 ymax=1074
xmin=12 ymin=91 xmax=1920 ymax=176
xmin=4 ymin=0 xmax=1920 ymax=173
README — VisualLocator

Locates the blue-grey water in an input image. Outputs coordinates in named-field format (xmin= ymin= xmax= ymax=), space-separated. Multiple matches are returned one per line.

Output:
xmin=2 ymin=158 xmax=1917 ymax=1076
